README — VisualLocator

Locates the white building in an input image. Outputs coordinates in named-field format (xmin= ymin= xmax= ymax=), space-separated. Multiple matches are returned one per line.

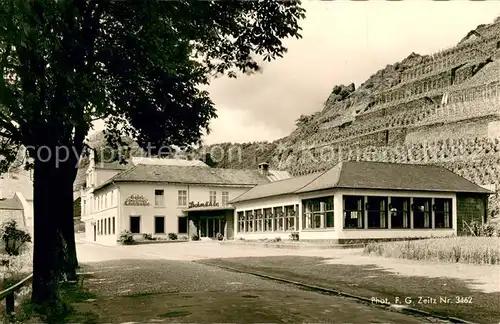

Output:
xmin=0 ymin=170 xmax=33 ymax=236
xmin=80 ymin=155 xmax=289 ymax=245
xmin=230 ymin=161 xmax=492 ymax=242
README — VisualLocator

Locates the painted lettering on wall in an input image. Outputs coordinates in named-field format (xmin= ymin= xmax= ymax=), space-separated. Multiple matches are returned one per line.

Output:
xmin=189 ymin=201 xmax=219 ymax=208
xmin=124 ymin=195 xmax=150 ymax=206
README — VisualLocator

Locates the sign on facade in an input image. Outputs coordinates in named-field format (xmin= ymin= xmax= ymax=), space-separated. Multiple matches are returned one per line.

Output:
xmin=124 ymin=195 xmax=150 ymax=206
xmin=189 ymin=201 xmax=219 ymax=208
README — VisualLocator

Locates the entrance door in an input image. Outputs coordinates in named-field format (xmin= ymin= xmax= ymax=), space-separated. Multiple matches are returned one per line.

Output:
xmin=199 ymin=217 xmax=225 ymax=238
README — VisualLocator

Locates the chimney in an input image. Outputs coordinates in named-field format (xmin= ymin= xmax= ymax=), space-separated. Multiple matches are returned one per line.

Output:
xmin=258 ymin=162 xmax=269 ymax=175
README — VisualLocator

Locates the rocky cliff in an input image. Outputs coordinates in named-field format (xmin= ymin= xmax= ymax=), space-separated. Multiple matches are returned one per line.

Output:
xmin=202 ymin=17 xmax=500 ymax=222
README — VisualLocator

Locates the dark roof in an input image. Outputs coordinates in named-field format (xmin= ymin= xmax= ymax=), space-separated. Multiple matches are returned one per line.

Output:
xmin=94 ymin=164 xmax=271 ymax=191
xmin=230 ymin=161 xmax=492 ymax=203
xmin=229 ymin=172 xmax=322 ymax=203
xmin=0 ymin=198 xmax=23 ymax=210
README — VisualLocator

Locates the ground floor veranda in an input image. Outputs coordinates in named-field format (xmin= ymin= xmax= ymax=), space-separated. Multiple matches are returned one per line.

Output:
xmin=233 ymin=189 xmax=460 ymax=242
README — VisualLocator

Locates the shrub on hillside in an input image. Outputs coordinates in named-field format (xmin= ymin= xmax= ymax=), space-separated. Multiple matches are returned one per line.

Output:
xmin=0 ymin=220 xmax=31 ymax=256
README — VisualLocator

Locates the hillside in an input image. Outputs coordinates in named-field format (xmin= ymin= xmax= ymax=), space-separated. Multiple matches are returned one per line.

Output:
xmin=202 ymin=16 xmax=500 ymax=220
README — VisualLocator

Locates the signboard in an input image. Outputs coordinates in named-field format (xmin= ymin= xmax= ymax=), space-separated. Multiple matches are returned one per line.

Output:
xmin=124 ymin=195 xmax=150 ymax=206
xmin=188 ymin=201 xmax=219 ymax=208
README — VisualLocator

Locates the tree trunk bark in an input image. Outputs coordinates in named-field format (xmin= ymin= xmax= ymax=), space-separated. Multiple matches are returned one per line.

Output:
xmin=31 ymin=151 xmax=63 ymax=306
xmin=60 ymin=175 xmax=78 ymax=281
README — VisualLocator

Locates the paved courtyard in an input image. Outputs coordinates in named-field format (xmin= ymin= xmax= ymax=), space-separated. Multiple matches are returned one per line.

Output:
xmin=75 ymin=240 xmax=441 ymax=323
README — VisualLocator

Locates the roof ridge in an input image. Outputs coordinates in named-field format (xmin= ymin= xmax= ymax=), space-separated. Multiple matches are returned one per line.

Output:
xmin=292 ymin=162 xmax=338 ymax=194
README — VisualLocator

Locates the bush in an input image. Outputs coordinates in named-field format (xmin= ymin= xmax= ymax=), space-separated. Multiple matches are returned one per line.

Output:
xmin=0 ymin=220 xmax=31 ymax=256
xmin=143 ymin=233 xmax=155 ymax=240
xmin=271 ymin=237 xmax=282 ymax=243
xmin=289 ymin=232 xmax=299 ymax=241
xmin=467 ymin=221 xmax=500 ymax=237
xmin=191 ymin=234 xmax=200 ymax=241
xmin=119 ymin=230 xmax=134 ymax=244
xmin=363 ymin=237 xmax=500 ymax=265
xmin=168 ymin=233 xmax=178 ymax=240
xmin=216 ymin=233 xmax=224 ymax=241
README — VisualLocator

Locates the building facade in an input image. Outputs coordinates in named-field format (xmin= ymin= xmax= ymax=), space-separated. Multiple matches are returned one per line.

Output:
xmin=80 ymin=157 xmax=288 ymax=245
xmin=230 ymin=161 xmax=491 ymax=242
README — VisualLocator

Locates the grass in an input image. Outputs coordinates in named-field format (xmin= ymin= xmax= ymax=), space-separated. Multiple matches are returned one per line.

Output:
xmin=198 ymin=255 xmax=500 ymax=324
xmin=363 ymin=237 xmax=500 ymax=265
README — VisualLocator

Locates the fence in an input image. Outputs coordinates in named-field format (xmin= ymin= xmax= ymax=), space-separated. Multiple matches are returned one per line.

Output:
xmin=0 ymin=273 xmax=32 ymax=315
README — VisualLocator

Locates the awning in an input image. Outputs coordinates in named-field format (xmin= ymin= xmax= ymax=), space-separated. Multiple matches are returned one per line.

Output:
xmin=182 ymin=206 xmax=235 ymax=212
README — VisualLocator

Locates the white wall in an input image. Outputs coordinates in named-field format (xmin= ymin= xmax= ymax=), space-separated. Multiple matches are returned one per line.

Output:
xmin=233 ymin=194 xmax=300 ymax=240
xmin=117 ymin=182 xmax=251 ymax=239
xmin=233 ymin=188 xmax=458 ymax=241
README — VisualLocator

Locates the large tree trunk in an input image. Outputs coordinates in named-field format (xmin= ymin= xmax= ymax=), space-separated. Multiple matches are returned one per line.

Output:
xmin=60 ymin=173 xmax=78 ymax=281
xmin=59 ymin=144 xmax=81 ymax=281
xmin=31 ymin=150 xmax=63 ymax=306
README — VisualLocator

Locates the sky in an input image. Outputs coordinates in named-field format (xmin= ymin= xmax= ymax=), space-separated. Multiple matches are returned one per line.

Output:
xmin=90 ymin=1 xmax=500 ymax=146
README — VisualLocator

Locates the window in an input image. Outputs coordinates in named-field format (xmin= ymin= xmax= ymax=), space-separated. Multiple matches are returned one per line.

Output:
xmin=255 ymin=209 xmax=263 ymax=232
xmin=130 ymin=216 xmax=141 ymax=233
xmin=112 ymin=217 xmax=115 ymax=234
xmin=303 ymin=197 xmax=334 ymax=229
xmin=343 ymin=196 xmax=364 ymax=229
xmin=222 ymin=191 xmax=229 ymax=206
xmin=285 ymin=205 xmax=296 ymax=231
xmin=413 ymin=198 xmax=431 ymax=228
xmin=263 ymin=208 xmax=273 ymax=231
xmin=178 ymin=190 xmax=187 ymax=206
xmin=390 ymin=197 xmax=410 ymax=228
xmin=178 ymin=216 xmax=188 ymax=233
xmin=155 ymin=216 xmax=165 ymax=234
xmin=105 ymin=218 xmax=108 ymax=234
xmin=105 ymin=193 xmax=108 ymax=209
xmin=238 ymin=212 xmax=245 ymax=232
xmin=155 ymin=190 xmax=164 ymax=206
xmin=209 ymin=191 xmax=217 ymax=204
xmin=83 ymin=200 xmax=86 ymax=216
xmin=434 ymin=198 xmax=452 ymax=228
xmin=366 ymin=196 xmax=388 ymax=229
xmin=100 ymin=219 xmax=103 ymax=234
xmin=97 ymin=219 xmax=100 ymax=235
xmin=245 ymin=211 xmax=253 ymax=232
xmin=110 ymin=191 xmax=114 ymax=207
xmin=274 ymin=207 xmax=284 ymax=231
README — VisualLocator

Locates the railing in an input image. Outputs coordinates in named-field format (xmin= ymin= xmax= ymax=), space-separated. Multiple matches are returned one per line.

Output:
xmin=0 ymin=273 xmax=33 ymax=314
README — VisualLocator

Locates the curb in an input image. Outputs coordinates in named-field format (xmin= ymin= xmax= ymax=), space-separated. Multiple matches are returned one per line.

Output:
xmin=219 ymin=242 xmax=366 ymax=250
xmin=198 ymin=262 xmax=476 ymax=324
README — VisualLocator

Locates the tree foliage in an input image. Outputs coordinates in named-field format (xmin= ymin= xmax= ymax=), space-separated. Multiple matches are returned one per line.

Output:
xmin=0 ymin=0 xmax=306 ymax=307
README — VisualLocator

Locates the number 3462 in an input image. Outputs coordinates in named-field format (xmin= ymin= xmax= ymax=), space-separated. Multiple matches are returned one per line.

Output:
xmin=455 ymin=296 xmax=473 ymax=304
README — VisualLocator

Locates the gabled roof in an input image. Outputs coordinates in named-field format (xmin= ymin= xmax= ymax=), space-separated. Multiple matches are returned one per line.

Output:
xmin=230 ymin=161 xmax=492 ymax=203
xmin=130 ymin=157 xmax=208 ymax=167
xmin=94 ymin=164 xmax=270 ymax=191
xmin=0 ymin=198 xmax=23 ymax=210
xmin=229 ymin=172 xmax=323 ymax=203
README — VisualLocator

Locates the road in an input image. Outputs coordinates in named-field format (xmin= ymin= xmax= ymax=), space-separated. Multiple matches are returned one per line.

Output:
xmin=75 ymin=240 xmax=444 ymax=323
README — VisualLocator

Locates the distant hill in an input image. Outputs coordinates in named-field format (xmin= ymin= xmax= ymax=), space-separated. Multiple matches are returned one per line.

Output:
xmin=201 ymin=16 xmax=500 ymax=220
